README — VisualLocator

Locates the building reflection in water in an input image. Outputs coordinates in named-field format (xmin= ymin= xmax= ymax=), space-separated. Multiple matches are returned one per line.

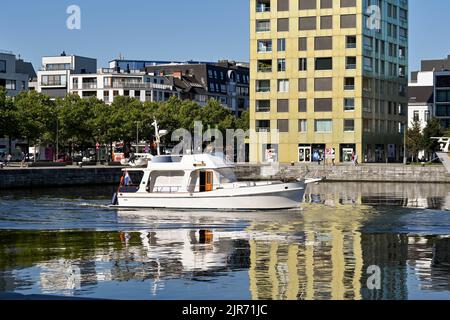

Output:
xmin=306 ymin=182 xmax=450 ymax=210
xmin=0 ymin=205 xmax=449 ymax=300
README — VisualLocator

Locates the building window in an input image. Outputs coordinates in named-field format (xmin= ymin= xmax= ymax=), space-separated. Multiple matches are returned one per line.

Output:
xmin=258 ymin=40 xmax=272 ymax=53
xmin=344 ymin=119 xmax=355 ymax=132
xmin=321 ymin=0 xmax=332 ymax=9
xmin=314 ymin=98 xmax=333 ymax=112
xmin=256 ymin=0 xmax=270 ymax=12
xmin=315 ymin=120 xmax=333 ymax=133
xmin=363 ymin=57 xmax=373 ymax=71
xmin=346 ymin=36 xmax=356 ymax=49
xmin=299 ymin=58 xmax=307 ymax=71
xmin=424 ymin=110 xmax=430 ymax=122
xmin=256 ymin=20 xmax=271 ymax=32
xmin=256 ymin=80 xmax=270 ymax=92
xmin=41 ymin=75 xmax=66 ymax=86
xmin=298 ymin=99 xmax=307 ymax=112
xmin=278 ymin=79 xmax=289 ymax=92
xmin=256 ymin=120 xmax=271 ymax=132
xmin=320 ymin=16 xmax=333 ymax=30
xmin=299 ymin=16 xmax=316 ymax=30
xmin=344 ymin=77 xmax=355 ymax=90
xmin=346 ymin=57 xmax=356 ymax=69
xmin=315 ymin=57 xmax=333 ymax=70
xmin=298 ymin=37 xmax=307 ymax=51
xmin=314 ymin=78 xmax=332 ymax=91
xmin=299 ymin=119 xmax=308 ymax=132
xmin=277 ymin=0 xmax=289 ymax=11
xmin=299 ymin=0 xmax=317 ymax=10
xmin=0 ymin=60 xmax=6 ymax=73
xmin=298 ymin=78 xmax=307 ymax=92
xmin=413 ymin=111 xmax=420 ymax=122
xmin=256 ymin=100 xmax=270 ymax=112
xmin=277 ymin=119 xmax=289 ymax=133
xmin=315 ymin=36 xmax=332 ymax=50
xmin=340 ymin=14 xmax=356 ymax=28
xmin=6 ymin=80 xmax=16 ymax=90
xmin=344 ymin=98 xmax=355 ymax=111
xmin=278 ymin=38 xmax=286 ymax=52
xmin=258 ymin=60 xmax=272 ymax=72
xmin=277 ymin=59 xmax=286 ymax=72
xmin=277 ymin=18 xmax=289 ymax=32
xmin=277 ymin=99 xmax=289 ymax=112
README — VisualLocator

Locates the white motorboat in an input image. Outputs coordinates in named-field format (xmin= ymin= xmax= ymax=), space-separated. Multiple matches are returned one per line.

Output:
xmin=434 ymin=137 xmax=450 ymax=173
xmin=111 ymin=154 xmax=317 ymax=211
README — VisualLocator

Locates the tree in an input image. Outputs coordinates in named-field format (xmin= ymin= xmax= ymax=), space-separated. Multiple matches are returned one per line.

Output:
xmin=406 ymin=119 xmax=424 ymax=163
xmin=0 ymin=87 xmax=19 ymax=150
xmin=58 ymin=94 xmax=98 ymax=153
xmin=201 ymin=99 xmax=235 ymax=132
xmin=236 ymin=111 xmax=250 ymax=132
xmin=14 ymin=91 xmax=56 ymax=147
xmin=422 ymin=117 xmax=444 ymax=159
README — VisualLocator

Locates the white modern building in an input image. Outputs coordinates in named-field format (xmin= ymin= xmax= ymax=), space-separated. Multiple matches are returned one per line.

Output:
xmin=68 ymin=68 xmax=180 ymax=104
xmin=408 ymin=71 xmax=433 ymax=130
xmin=37 ymin=52 xmax=97 ymax=98
xmin=0 ymin=50 xmax=35 ymax=96
xmin=409 ymin=55 xmax=450 ymax=130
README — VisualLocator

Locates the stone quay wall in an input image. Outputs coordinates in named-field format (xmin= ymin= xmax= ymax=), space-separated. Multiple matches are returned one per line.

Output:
xmin=0 ymin=164 xmax=449 ymax=190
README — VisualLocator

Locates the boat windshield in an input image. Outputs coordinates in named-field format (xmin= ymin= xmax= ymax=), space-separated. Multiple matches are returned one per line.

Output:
xmin=216 ymin=168 xmax=237 ymax=183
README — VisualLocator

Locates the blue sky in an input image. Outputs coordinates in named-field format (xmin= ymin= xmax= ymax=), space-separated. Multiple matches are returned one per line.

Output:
xmin=0 ymin=0 xmax=449 ymax=72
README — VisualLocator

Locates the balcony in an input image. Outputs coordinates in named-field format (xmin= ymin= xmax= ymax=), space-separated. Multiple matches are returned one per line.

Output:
xmin=82 ymin=83 xmax=97 ymax=89
xmin=104 ymin=82 xmax=173 ymax=90
xmin=344 ymin=85 xmax=355 ymax=91
xmin=41 ymin=81 xmax=66 ymax=87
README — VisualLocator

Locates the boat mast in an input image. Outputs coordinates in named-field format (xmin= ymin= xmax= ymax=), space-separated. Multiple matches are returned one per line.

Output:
xmin=152 ymin=119 xmax=161 ymax=156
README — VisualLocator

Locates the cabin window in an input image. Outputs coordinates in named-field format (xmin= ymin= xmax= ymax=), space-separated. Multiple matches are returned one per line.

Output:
xmin=149 ymin=170 xmax=185 ymax=193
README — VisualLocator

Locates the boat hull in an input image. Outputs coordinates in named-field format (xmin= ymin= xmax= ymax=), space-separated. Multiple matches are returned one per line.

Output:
xmin=115 ymin=182 xmax=306 ymax=211
xmin=437 ymin=152 xmax=450 ymax=173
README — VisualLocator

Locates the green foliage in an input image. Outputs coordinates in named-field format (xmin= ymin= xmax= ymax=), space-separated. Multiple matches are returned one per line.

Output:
xmin=14 ymin=91 xmax=56 ymax=144
xmin=422 ymin=117 xmax=444 ymax=153
xmin=406 ymin=119 xmax=424 ymax=162
xmin=236 ymin=111 xmax=250 ymax=131
xmin=3 ymin=92 xmax=245 ymax=152
xmin=0 ymin=87 xmax=19 ymax=139
xmin=201 ymin=99 xmax=235 ymax=132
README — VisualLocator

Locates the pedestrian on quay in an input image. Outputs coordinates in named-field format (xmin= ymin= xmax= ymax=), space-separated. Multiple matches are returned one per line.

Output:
xmin=21 ymin=152 xmax=27 ymax=168
xmin=5 ymin=153 xmax=12 ymax=167
xmin=354 ymin=153 xmax=359 ymax=166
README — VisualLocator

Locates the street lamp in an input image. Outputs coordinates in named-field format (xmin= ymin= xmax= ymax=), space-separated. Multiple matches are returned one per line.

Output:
xmin=56 ymin=117 xmax=59 ymax=162
xmin=136 ymin=121 xmax=141 ymax=153
xmin=403 ymin=121 xmax=407 ymax=165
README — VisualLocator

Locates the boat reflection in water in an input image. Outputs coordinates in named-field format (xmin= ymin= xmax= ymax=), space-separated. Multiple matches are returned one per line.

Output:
xmin=0 ymin=182 xmax=449 ymax=300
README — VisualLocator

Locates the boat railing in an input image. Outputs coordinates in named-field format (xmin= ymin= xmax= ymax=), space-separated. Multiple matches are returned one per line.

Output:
xmin=153 ymin=186 xmax=181 ymax=193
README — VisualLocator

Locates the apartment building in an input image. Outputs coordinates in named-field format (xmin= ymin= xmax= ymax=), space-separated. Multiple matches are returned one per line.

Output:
xmin=37 ymin=52 xmax=97 ymax=98
xmin=250 ymin=0 xmax=408 ymax=164
xmin=146 ymin=60 xmax=250 ymax=116
xmin=0 ymin=50 xmax=35 ymax=96
xmin=409 ymin=55 xmax=450 ymax=130
xmin=68 ymin=68 xmax=180 ymax=104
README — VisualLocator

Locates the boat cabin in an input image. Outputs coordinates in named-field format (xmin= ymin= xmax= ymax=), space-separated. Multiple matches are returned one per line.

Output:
xmin=118 ymin=154 xmax=237 ymax=194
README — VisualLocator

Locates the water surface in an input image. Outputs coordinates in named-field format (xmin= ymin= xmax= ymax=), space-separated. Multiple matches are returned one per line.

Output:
xmin=0 ymin=183 xmax=449 ymax=300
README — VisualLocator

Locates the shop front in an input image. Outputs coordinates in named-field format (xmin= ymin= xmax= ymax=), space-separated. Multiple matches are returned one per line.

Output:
xmin=340 ymin=144 xmax=356 ymax=163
